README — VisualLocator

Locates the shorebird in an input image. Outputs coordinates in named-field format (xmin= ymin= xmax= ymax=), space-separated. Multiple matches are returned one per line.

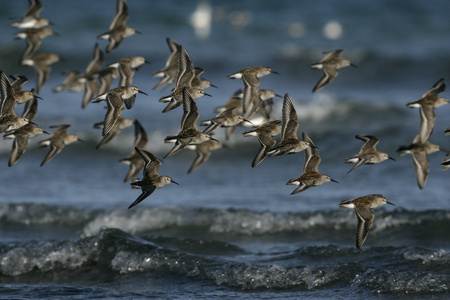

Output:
xmin=9 ymin=74 xmax=40 ymax=105
xmin=52 ymin=71 xmax=85 ymax=93
xmin=93 ymin=86 xmax=147 ymax=136
xmin=4 ymin=94 xmax=48 ymax=166
xmin=94 ymin=115 xmax=133 ymax=149
xmin=129 ymin=147 xmax=179 ymax=209
xmin=214 ymin=89 xmax=243 ymax=114
xmin=21 ymin=53 xmax=60 ymax=94
xmin=286 ymin=132 xmax=338 ymax=194
xmin=345 ymin=134 xmax=395 ymax=174
xmin=0 ymin=71 xmax=34 ymax=133
xmin=159 ymin=45 xmax=210 ymax=113
xmin=10 ymin=0 xmax=50 ymax=29
xmin=397 ymin=134 xmax=443 ymax=189
xmin=15 ymin=27 xmax=56 ymax=60
xmin=405 ymin=78 xmax=448 ymax=145
xmin=119 ymin=119 xmax=148 ymax=182
xmin=97 ymin=0 xmax=140 ymax=53
xmin=243 ymin=120 xmax=282 ymax=167
xmin=39 ymin=124 xmax=82 ymax=166
xmin=108 ymin=56 xmax=150 ymax=87
xmin=164 ymin=88 xmax=218 ymax=159
xmin=186 ymin=139 xmax=223 ymax=173
xmin=152 ymin=37 xmax=180 ymax=90
xmin=192 ymin=67 xmax=216 ymax=91
xmin=267 ymin=93 xmax=312 ymax=157
xmin=339 ymin=194 xmax=394 ymax=249
xmin=227 ymin=66 xmax=278 ymax=121
xmin=200 ymin=107 xmax=251 ymax=135
xmin=310 ymin=49 xmax=356 ymax=92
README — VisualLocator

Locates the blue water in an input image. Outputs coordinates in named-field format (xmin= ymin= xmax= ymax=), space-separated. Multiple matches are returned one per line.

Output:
xmin=0 ymin=0 xmax=449 ymax=299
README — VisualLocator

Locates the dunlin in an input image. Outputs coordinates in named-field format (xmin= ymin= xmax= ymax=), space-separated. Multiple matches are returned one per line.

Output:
xmin=108 ymin=56 xmax=149 ymax=87
xmin=52 ymin=71 xmax=85 ymax=93
xmin=186 ymin=139 xmax=222 ymax=173
xmin=200 ymin=107 xmax=251 ymax=135
xmin=0 ymin=71 xmax=33 ymax=133
xmin=192 ymin=67 xmax=216 ymax=90
xmin=152 ymin=37 xmax=180 ymax=90
xmin=267 ymin=94 xmax=312 ymax=157
xmin=39 ymin=124 xmax=82 ymax=166
xmin=243 ymin=120 xmax=282 ymax=167
xmin=339 ymin=194 xmax=394 ymax=249
xmin=310 ymin=49 xmax=356 ymax=92
xmin=93 ymin=86 xmax=147 ymax=136
xmin=10 ymin=0 xmax=50 ymax=29
xmin=286 ymin=132 xmax=338 ymax=194
xmin=21 ymin=53 xmax=60 ymax=94
xmin=129 ymin=147 xmax=179 ymax=209
xmin=94 ymin=115 xmax=133 ymax=149
xmin=345 ymin=134 xmax=395 ymax=174
xmin=397 ymin=134 xmax=442 ymax=189
xmin=406 ymin=78 xmax=448 ymax=144
xmin=15 ymin=27 xmax=56 ymax=60
xmin=164 ymin=88 xmax=218 ymax=159
xmin=4 ymin=95 xmax=48 ymax=166
xmin=227 ymin=66 xmax=278 ymax=80
xmin=97 ymin=0 xmax=140 ymax=53
xmin=160 ymin=45 xmax=211 ymax=113
xmin=119 ymin=119 xmax=148 ymax=182
xmin=10 ymin=74 xmax=40 ymax=104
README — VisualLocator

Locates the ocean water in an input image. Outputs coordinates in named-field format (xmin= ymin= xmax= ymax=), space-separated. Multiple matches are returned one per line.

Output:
xmin=0 ymin=0 xmax=449 ymax=299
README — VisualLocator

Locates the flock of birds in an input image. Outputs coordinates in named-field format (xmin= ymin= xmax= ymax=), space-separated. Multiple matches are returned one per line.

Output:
xmin=1 ymin=0 xmax=449 ymax=249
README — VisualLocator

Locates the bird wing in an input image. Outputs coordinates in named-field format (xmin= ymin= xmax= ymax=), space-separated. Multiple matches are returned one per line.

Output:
xmin=281 ymin=94 xmax=299 ymax=139
xmin=355 ymin=206 xmax=374 ymax=249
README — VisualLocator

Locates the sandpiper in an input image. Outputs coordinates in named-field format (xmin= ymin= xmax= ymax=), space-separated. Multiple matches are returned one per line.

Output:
xmin=52 ymin=71 xmax=85 ymax=93
xmin=164 ymin=88 xmax=218 ymax=159
xmin=10 ymin=0 xmax=50 ymax=29
xmin=94 ymin=115 xmax=133 ymax=149
xmin=21 ymin=53 xmax=60 ymax=94
xmin=108 ymin=56 xmax=150 ymax=87
xmin=397 ymin=135 xmax=443 ymax=189
xmin=310 ymin=49 xmax=356 ymax=92
xmin=119 ymin=119 xmax=148 ymax=182
xmin=10 ymin=74 xmax=40 ymax=104
xmin=339 ymin=194 xmax=394 ymax=249
xmin=129 ymin=147 xmax=179 ymax=209
xmin=160 ymin=45 xmax=211 ymax=113
xmin=200 ymin=107 xmax=251 ymax=135
xmin=93 ymin=86 xmax=147 ymax=136
xmin=267 ymin=93 xmax=312 ymax=157
xmin=186 ymin=139 xmax=222 ymax=173
xmin=405 ymin=78 xmax=448 ymax=144
xmin=4 ymin=95 xmax=48 ymax=166
xmin=152 ymin=37 xmax=180 ymax=90
xmin=15 ymin=27 xmax=56 ymax=60
xmin=227 ymin=66 xmax=278 ymax=79
xmin=243 ymin=120 xmax=282 ymax=167
xmin=39 ymin=124 xmax=82 ymax=166
xmin=0 ymin=71 xmax=33 ymax=133
xmin=97 ymin=0 xmax=140 ymax=53
xmin=287 ymin=132 xmax=338 ymax=194
xmin=345 ymin=134 xmax=395 ymax=174
xmin=192 ymin=67 xmax=216 ymax=90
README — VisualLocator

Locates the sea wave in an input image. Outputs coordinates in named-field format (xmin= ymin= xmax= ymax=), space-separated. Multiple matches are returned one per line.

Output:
xmin=0 ymin=228 xmax=448 ymax=294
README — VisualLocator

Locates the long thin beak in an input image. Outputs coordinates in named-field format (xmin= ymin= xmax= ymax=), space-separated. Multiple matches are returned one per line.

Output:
xmin=350 ymin=63 xmax=357 ymax=68
xmin=144 ymin=60 xmax=151 ymax=64
xmin=135 ymin=30 xmax=142 ymax=35
xmin=210 ymin=137 xmax=219 ymax=142
xmin=35 ymin=95 xmax=43 ymax=100
xmin=138 ymin=90 xmax=148 ymax=96
xmin=275 ymin=94 xmax=282 ymax=98
xmin=310 ymin=144 xmax=318 ymax=149
xmin=389 ymin=156 xmax=396 ymax=161
xmin=331 ymin=178 xmax=339 ymax=183
xmin=210 ymin=84 xmax=218 ymax=88
xmin=171 ymin=180 xmax=179 ymax=185
xmin=78 ymin=138 xmax=84 ymax=142
xmin=243 ymin=119 xmax=253 ymax=125
xmin=387 ymin=201 xmax=395 ymax=206
xmin=204 ymin=92 xmax=212 ymax=97
xmin=43 ymin=130 xmax=50 ymax=134
xmin=272 ymin=71 xmax=279 ymax=75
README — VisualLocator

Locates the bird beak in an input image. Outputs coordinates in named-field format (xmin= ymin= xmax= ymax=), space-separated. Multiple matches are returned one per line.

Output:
xmin=35 ymin=95 xmax=43 ymax=100
xmin=350 ymin=63 xmax=357 ymax=68
xmin=331 ymin=178 xmax=339 ymax=183
xmin=203 ymin=92 xmax=212 ymax=97
xmin=171 ymin=179 xmax=179 ymax=185
xmin=387 ymin=201 xmax=395 ymax=206
xmin=275 ymin=94 xmax=282 ymax=98
xmin=210 ymin=84 xmax=218 ymax=88
xmin=388 ymin=156 xmax=396 ymax=161
xmin=243 ymin=119 xmax=253 ymax=125
xmin=310 ymin=144 xmax=318 ymax=149
xmin=43 ymin=130 xmax=50 ymax=134
xmin=210 ymin=137 xmax=220 ymax=142
xmin=78 ymin=138 xmax=84 ymax=142
xmin=272 ymin=71 xmax=279 ymax=75
xmin=135 ymin=30 xmax=142 ymax=35
xmin=138 ymin=90 xmax=148 ymax=96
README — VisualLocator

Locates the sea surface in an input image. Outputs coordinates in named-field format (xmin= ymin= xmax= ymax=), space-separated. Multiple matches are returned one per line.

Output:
xmin=0 ymin=0 xmax=449 ymax=299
